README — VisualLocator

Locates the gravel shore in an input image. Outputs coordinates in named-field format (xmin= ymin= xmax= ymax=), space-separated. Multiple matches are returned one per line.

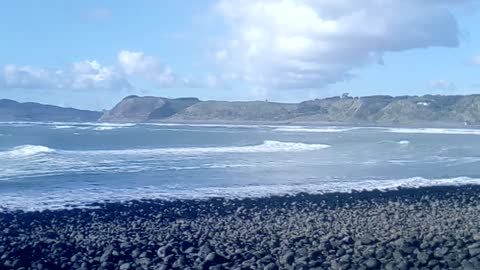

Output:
xmin=2 ymin=185 xmax=480 ymax=270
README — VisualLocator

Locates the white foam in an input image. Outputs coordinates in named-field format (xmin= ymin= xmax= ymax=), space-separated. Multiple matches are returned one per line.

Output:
xmin=94 ymin=126 xmax=116 ymax=131
xmin=274 ymin=126 xmax=356 ymax=133
xmin=52 ymin=125 xmax=75 ymax=129
xmin=144 ymin=123 xmax=264 ymax=129
xmin=75 ymin=141 xmax=330 ymax=156
xmin=398 ymin=140 xmax=410 ymax=145
xmin=1 ymin=176 xmax=479 ymax=211
xmin=385 ymin=128 xmax=480 ymax=135
xmin=0 ymin=145 xmax=55 ymax=158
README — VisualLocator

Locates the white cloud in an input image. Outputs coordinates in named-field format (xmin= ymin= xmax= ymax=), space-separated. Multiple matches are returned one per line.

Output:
xmin=429 ymin=79 xmax=456 ymax=91
xmin=70 ymin=61 xmax=131 ymax=90
xmin=215 ymin=0 xmax=472 ymax=90
xmin=118 ymin=51 xmax=159 ymax=75
xmin=0 ymin=51 xmax=222 ymax=91
xmin=0 ymin=61 xmax=132 ymax=91
xmin=117 ymin=50 xmax=223 ymax=88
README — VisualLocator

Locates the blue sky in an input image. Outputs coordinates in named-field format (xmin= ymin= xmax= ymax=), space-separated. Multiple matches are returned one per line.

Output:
xmin=0 ymin=0 xmax=479 ymax=110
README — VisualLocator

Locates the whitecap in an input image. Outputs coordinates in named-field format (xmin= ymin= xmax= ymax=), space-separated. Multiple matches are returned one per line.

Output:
xmin=76 ymin=140 xmax=331 ymax=156
xmin=145 ymin=123 xmax=263 ymax=129
xmin=94 ymin=126 xmax=116 ymax=131
xmin=385 ymin=128 xmax=480 ymax=135
xmin=274 ymin=126 xmax=356 ymax=133
xmin=52 ymin=125 xmax=75 ymax=129
xmin=1 ymin=176 xmax=480 ymax=211
xmin=0 ymin=145 xmax=55 ymax=158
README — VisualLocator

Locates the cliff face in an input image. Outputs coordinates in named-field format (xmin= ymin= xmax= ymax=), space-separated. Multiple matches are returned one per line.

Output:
xmin=0 ymin=99 xmax=101 ymax=122
xmin=99 ymin=94 xmax=480 ymax=125
xmin=167 ymin=101 xmax=298 ymax=121
xmin=99 ymin=96 xmax=200 ymax=122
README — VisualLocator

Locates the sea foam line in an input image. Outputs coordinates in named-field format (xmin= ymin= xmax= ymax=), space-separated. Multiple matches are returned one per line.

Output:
xmin=1 ymin=176 xmax=480 ymax=211
xmin=274 ymin=126 xmax=357 ymax=133
xmin=385 ymin=128 xmax=480 ymax=135
xmin=0 ymin=141 xmax=330 ymax=159
xmin=76 ymin=141 xmax=331 ymax=155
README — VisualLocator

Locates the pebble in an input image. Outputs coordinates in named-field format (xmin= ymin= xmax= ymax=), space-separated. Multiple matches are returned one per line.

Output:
xmin=0 ymin=185 xmax=480 ymax=269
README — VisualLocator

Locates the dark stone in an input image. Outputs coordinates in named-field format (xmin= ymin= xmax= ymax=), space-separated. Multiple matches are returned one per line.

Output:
xmin=469 ymin=248 xmax=480 ymax=257
xmin=281 ymin=252 xmax=295 ymax=265
xmin=204 ymin=252 xmax=228 ymax=266
xmin=157 ymin=245 xmax=173 ymax=258
xmin=264 ymin=262 xmax=278 ymax=270
xmin=364 ymin=258 xmax=379 ymax=269
xmin=119 ymin=263 xmax=131 ymax=270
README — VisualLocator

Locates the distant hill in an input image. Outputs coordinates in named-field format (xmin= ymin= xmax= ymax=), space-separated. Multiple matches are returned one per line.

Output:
xmin=100 ymin=94 xmax=480 ymax=126
xmin=99 ymin=96 xmax=200 ymax=122
xmin=0 ymin=99 xmax=102 ymax=122
xmin=3 ymin=94 xmax=480 ymax=125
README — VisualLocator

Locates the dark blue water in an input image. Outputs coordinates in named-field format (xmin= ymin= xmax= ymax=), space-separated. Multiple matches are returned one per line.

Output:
xmin=1 ymin=122 xmax=480 ymax=211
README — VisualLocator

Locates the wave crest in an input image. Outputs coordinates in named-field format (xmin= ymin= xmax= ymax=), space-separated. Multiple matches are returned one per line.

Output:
xmin=0 ymin=141 xmax=329 ymax=159
xmin=82 ymin=140 xmax=330 ymax=155
xmin=274 ymin=126 xmax=356 ymax=133
xmin=2 ymin=145 xmax=55 ymax=158
xmin=385 ymin=128 xmax=480 ymax=135
xmin=1 ymin=177 xmax=480 ymax=211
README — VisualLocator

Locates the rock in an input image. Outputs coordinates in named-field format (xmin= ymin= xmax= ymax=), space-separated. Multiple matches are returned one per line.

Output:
xmin=417 ymin=251 xmax=430 ymax=264
xmin=360 ymin=234 xmax=375 ymax=245
xmin=204 ymin=252 xmax=228 ymax=265
xmin=184 ymin=247 xmax=196 ymax=254
xmin=131 ymin=248 xmax=141 ymax=258
xmin=71 ymin=253 xmax=82 ymax=262
xmin=392 ymin=250 xmax=403 ymax=262
xmin=172 ymin=256 xmax=186 ymax=269
xmin=399 ymin=244 xmax=415 ymax=254
xmin=157 ymin=245 xmax=173 ymax=258
xmin=364 ymin=258 xmax=379 ymax=269
xmin=433 ymin=247 xmax=449 ymax=258
xmin=264 ymin=262 xmax=278 ymax=270
xmin=100 ymin=246 xmax=114 ymax=263
xmin=309 ymin=250 xmax=322 ymax=260
xmin=469 ymin=248 xmax=480 ymax=257
xmin=135 ymin=257 xmax=151 ymax=267
xmin=119 ymin=263 xmax=131 ymax=270
xmin=281 ymin=252 xmax=295 ymax=265
xmin=462 ymin=261 xmax=477 ymax=270
xmin=198 ymin=244 xmax=213 ymax=258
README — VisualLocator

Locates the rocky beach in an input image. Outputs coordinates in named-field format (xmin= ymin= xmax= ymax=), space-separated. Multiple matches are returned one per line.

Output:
xmin=0 ymin=185 xmax=480 ymax=270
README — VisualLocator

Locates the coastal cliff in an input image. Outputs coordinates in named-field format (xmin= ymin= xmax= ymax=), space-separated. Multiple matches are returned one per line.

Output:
xmin=100 ymin=94 xmax=480 ymax=125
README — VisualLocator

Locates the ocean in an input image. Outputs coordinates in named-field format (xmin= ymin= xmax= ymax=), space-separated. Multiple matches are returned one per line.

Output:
xmin=1 ymin=122 xmax=480 ymax=211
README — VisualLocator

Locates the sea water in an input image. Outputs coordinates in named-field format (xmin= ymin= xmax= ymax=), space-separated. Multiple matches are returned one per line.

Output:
xmin=1 ymin=122 xmax=480 ymax=211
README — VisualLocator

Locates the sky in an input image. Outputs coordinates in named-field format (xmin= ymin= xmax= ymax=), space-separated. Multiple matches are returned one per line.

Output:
xmin=0 ymin=0 xmax=480 ymax=110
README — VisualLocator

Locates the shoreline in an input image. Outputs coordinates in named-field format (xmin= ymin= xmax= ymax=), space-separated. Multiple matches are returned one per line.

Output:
xmin=3 ymin=119 xmax=480 ymax=129
xmin=2 ymin=185 xmax=480 ymax=269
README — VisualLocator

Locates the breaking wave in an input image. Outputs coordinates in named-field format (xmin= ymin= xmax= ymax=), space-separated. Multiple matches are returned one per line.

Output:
xmin=0 ymin=145 xmax=56 ymax=158
xmin=385 ymin=128 xmax=480 ymax=135
xmin=0 ymin=141 xmax=329 ymax=160
xmin=1 ymin=176 xmax=480 ymax=211
xmin=274 ymin=126 xmax=356 ymax=133
xmin=78 ymin=141 xmax=330 ymax=155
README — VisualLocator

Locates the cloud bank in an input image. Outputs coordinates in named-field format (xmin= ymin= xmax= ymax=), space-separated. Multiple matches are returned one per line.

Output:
xmin=0 ymin=0 xmax=475 ymax=93
xmin=0 ymin=61 xmax=132 ymax=91
xmin=214 ymin=0 xmax=471 ymax=89
xmin=0 ymin=51 xmax=219 ymax=91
